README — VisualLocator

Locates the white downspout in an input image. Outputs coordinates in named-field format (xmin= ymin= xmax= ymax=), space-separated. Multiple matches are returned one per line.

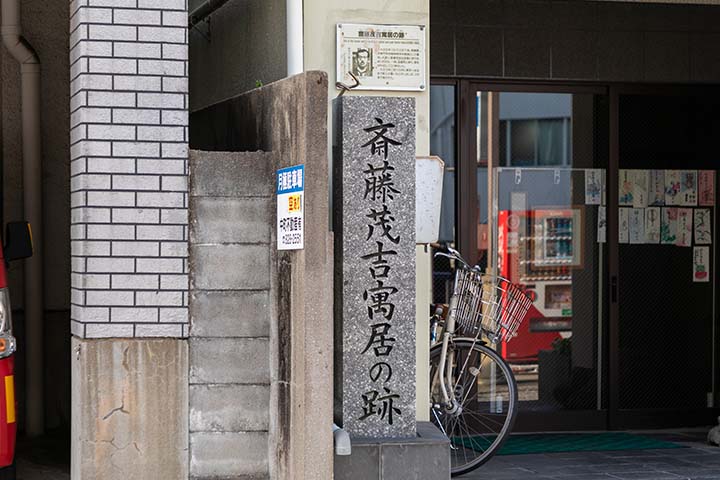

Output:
xmin=286 ymin=0 xmax=303 ymax=75
xmin=1 ymin=0 xmax=44 ymax=436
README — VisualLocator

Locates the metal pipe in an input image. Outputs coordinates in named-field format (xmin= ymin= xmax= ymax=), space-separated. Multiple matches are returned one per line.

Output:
xmin=188 ymin=0 xmax=231 ymax=28
xmin=1 ymin=0 xmax=44 ymax=437
xmin=286 ymin=0 xmax=303 ymax=75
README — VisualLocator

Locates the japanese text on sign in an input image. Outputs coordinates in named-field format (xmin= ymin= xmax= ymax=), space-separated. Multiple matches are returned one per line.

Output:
xmin=277 ymin=165 xmax=304 ymax=250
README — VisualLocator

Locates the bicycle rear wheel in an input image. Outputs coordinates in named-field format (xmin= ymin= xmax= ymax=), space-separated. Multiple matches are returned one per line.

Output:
xmin=429 ymin=339 xmax=518 ymax=476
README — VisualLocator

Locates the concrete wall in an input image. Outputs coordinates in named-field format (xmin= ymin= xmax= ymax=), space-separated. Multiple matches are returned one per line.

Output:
xmin=71 ymin=337 xmax=188 ymax=479
xmin=69 ymin=0 xmax=190 ymax=338
xmin=431 ymin=0 xmax=720 ymax=83
xmin=188 ymin=0 xmax=287 ymax=112
xmin=188 ymin=150 xmax=274 ymax=479
xmin=190 ymin=72 xmax=333 ymax=480
xmin=303 ymin=0 xmax=432 ymax=422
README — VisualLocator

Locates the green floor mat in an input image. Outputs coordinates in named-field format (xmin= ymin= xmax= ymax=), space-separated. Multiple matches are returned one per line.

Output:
xmin=455 ymin=432 xmax=686 ymax=455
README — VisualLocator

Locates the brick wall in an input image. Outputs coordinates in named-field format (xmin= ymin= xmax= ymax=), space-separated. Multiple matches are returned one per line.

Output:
xmin=69 ymin=0 xmax=189 ymax=338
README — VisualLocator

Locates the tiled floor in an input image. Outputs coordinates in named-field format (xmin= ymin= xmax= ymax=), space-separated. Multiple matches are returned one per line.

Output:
xmin=463 ymin=431 xmax=720 ymax=480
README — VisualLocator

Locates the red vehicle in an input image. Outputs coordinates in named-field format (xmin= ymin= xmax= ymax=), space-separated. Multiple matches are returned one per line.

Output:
xmin=0 ymin=222 xmax=33 ymax=479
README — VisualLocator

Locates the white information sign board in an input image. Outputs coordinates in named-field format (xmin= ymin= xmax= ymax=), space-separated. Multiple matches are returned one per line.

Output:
xmin=336 ymin=23 xmax=426 ymax=92
xmin=276 ymin=165 xmax=304 ymax=250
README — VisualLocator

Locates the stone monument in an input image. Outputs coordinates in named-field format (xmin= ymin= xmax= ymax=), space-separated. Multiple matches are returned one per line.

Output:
xmin=333 ymin=96 xmax=417 ymax=439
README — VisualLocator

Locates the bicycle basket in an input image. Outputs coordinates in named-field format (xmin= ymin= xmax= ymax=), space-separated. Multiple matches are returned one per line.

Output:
xmin=451 ymin=268 xmax=533 ymax=343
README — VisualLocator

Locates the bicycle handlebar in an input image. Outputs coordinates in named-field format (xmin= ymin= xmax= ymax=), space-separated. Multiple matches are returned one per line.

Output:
xmin=430 ymin=242 xmax=476 ymax=270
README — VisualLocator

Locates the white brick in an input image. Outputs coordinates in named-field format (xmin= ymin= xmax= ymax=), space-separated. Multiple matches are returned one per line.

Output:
xmin=137 ymin=159 xmax=184 ymax=174
xmin=111 ymin=274 xmax=159 ymax=289
xmin=72 ymin=305 xmax=110 ymax=322
xmin=137 ymin=92 xmax=183 ymax=108
xmin=71 ymin=224 xmax=87 ymax=240
xmin=160 ymin=274 xmax=187 ymax=290
xmin=71 ymin=320 xmax=86 ymax=338
xmin=71 ymin=159 xmax=87 ymax=176
xmin=73 ymin=74 xmax=113 ymax=94
xmin=71 ymin=58 xmax=88 ymax=78
xmin=136 ymin=224 xmax=184 ymax=240
xmin=160 ymin=110 xmax=187 ymax=125
xmin=71 ymin=91 xmax=88 ymax=112
xmin=112 ymin=207 xmax=160 ymax=223
xmin=72 ymin=240 xmax=111 ymax=256
xmin=88 ymin=0 xmax=136 ymax=7
xmin=88 ymin=124 xmax=136 ymax=140
xmin=74 ymin=40 xmax=113 ymax=61
xmin=159 ymin=307 xmax=187 ymax=323
xmin=114 ymin=42 xmax=162 ymax=59
xmin=70 ymin=0 xmax=89 ymax=13
xmin=72 ymin=256 xmax=87 ymax=272
xmin=138 ymin=59 xmax=184 ymax=76
xmin=138 ymin=0 xmax=184 ymax=9
xmin=72 ymin=107 xmax=112 ymax=126
xmin=112 ymin=141 xmax=160 ymax=157
xmin=72 ymin=273 xmax=111 ymax=289
xmin=160 ymin=241 xmax=187 ymax=257
xmin=161 ymin=176 xmax=186 ymax=191
xmin=112 ymin=175 xmax=159 ymax=191
xmin=88 ymin=91 xmax=135 ymax=107
xmin=161 ymin=11 xmax=186 ymax=26
xmin=137 ymin=126 xmax=184 ymax=141
xmin=87 ymin=157 xmax=135 ymax=173
xmin=85 ymin=323 xmax=134 ymax=338
xmin=137 ymin=191 xmax=184 ymax=208
xmin=162 ymin=77 xmax=188 ymax=93
xmin=112 ymin=241 xmax=159 ymax=257
xmin=87 ymin=257 xmax=135 ymax=273
xmin=76 ymin=7 xmax=113 ymax=24
xmin=136 ymin=258 xmax=183 ymax=273
xmin=71 ymin=141 xmax=112 ymax=158
xmin=160 ymin=209 xmax=187 ymax=224
xmin=87 ymin=190 xmax=135 ymax=206
xmin=161 ymin=143 xmax=187 ymax=158
xmin=135 ymin=324 xmax=183 ymax=337
xmin=71 ymin=125 xmax=87 ymax=144
xmin=111 ymin=307 xmax=158 ymax=323
xmin=86 ymin=290 xmax=134 ymax=306
xmin=138 ymin=26 xmax=184 ymax=43
xmin=89 ymin=58 xmax=137 ymax=75
xmin=88 ymin=24 xmax=137 ymax=41
xmin=113 ymin=108 xmax=160 ymax=124
xmin=161 ymin=44 xmax=187 ymax=60
xmin=136 ymin=291 xmax=182 ymax=306
xmin=71 ymin=288 xmax=84 ymax=305
xmin=70 ymin=25 xmax=89 ymax=47
xmin=114 ymin=75 xmax=162 ymax=92
xmin=71 ymin=207 xmax=112 ymax=224
xmin=87 ymin=224 xmax=135 ymax=240
xmin=71 ymin=173 xmax=111 ymax=191
xmin=114 ymin=9 xmax=162 ymax=25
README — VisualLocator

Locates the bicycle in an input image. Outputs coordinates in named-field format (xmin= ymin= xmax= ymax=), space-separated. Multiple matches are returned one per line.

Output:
xmin=429 ymin=245 xmax=533 ymax=476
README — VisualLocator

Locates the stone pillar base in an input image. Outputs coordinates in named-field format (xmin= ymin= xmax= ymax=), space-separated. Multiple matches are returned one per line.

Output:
xmin=334 ymin=422 xmax=450 ymax=480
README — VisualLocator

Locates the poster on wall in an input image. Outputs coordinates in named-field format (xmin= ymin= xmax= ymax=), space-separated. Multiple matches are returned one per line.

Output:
xmin=699 ymin=170 xmax=715 ymax=206
xmin=648 ymin=170 xmax=665 ymax=206
xmin=336 ymin=23 xmax=426 ymax=91
xmin=680 ymin=170 xmax=698 ymax=206
xmin=661 ymin=207 xmax=678 ymax=245
xmin=585 ymin=169 xmax=603 ymax=205
xmin=693 ymin=246 xmax=710 ymax=283
xmin=676 ymin=208 xmax=693 ymax=247
xmin=619 ymin=208 xmax=629 ymax=244
xmin=597 ymin=206 xmax=606 ymax=243
xmin=665 ymin=170 xmax=682 ymax=206
xmin=632 ymin=170 xmax=649 ymax=208
xmin=694 ymin=208 xmax=712 ymax=245
xmin=619 ymin=170 xmax=634 ymax=206
xmin=645 ymin=207 xmax=661 ymax=244
xmin=629 ymin=208 xmax=645 ymax=244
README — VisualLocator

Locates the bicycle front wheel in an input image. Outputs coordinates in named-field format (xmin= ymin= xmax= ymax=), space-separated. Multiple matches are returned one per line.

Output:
xmin=429 ymin=339 xmax=518 ymax=476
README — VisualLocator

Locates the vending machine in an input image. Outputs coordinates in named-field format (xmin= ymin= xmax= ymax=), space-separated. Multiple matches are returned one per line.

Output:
xmin=497 ymin=207 xmax=583 ymax=363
